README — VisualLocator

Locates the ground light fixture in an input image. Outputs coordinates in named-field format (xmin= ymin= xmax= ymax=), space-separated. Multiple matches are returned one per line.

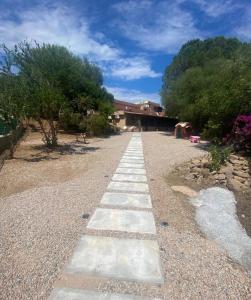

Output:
xmin=160 ymin=221 xmax=169 ymax=227
xmin=82 ymin=213 xmax=90 ymax=219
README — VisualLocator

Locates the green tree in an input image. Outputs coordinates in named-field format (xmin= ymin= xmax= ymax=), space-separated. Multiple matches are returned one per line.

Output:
xmin=162 ymin=37 xmax=251 ymax=140
xmin=0 ymin=41 xmax=114 ymax=147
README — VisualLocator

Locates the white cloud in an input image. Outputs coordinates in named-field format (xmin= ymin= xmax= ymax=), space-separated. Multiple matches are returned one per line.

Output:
xmin=0 ymin=3 xmax=160 ymax=80
xmin=191 ymin=0 xmax=238 ymax=18
xmin=234 ymin=6 xmax=251 ymax=41
xmin=112 ymin=0 xmax=202 ymax=53
xmin=107 ymin=57 xmax=161 ymax=80
xmin=0 ymin=4 xmax=121 ymax=61
xmin=106 ymin=86 xmax=160 ymax=103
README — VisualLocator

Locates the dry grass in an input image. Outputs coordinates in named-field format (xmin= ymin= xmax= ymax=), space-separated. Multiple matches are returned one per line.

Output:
xmin=0 ymin=131 xmax=100 ymax=198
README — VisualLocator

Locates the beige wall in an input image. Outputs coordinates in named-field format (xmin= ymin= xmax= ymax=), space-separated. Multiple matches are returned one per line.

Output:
xmin=113 ymin=115 xmax=126 ymax=129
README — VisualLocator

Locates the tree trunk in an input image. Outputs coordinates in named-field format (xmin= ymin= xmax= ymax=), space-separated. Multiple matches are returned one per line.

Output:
xmin=48 ymin=119 xmax=58 ymax=147
xmin=38 ymin=118 xmax=51 ymax=146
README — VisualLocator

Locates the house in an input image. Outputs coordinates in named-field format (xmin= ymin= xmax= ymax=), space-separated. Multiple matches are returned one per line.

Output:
xmin=112 ymin=100 xmax=177 ymax=131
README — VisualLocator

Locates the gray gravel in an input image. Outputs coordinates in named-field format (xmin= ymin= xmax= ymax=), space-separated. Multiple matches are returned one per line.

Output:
xmin=0 ymin=132 xmax=250 ymax=300
xmin=0 ymin=133 xmax=131 ymax=300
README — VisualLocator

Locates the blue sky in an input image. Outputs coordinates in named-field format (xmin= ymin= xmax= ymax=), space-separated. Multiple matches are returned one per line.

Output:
xmin=0 ymin=0 xmax=250 ymax=103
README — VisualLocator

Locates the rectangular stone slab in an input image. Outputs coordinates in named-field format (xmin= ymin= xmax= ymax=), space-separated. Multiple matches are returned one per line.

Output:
xmin=116 ymin=168 xmax=146 ymax=175
xmin=112 ymin=173 xmax=147 ymax=183
xmin=119 ymin=163 xmax=145 ymax=169
xmin=127 ymin=148 xmax=143 ymax=151
xmin=87 ymin=208 xmax=156 ymax=234
xmin=108 ymin=181 xmax=149 ymax=193
xmin=65 ymin=235 xmax=163 ymax=284
xmin=123 ymin=156 xmax=144 ymax=160
xmin=127 ymin=146 xmax=143 ymax=148
xmin=49 ymin=288 xmax=161 ymax=300
xmin=127 ymin=148 xmax=142 ymax=151
xmin=125 ymin=149 xmax=143 ymax=152
xmin=124 ymin=152 xmax=143 ymax=156
xmin=101 ymin=192 xmax=152 ymax=208
xmin=121 ymin=159 xmax=145 ymax=164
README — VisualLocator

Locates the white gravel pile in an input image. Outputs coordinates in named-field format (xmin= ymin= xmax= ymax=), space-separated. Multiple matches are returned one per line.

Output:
xmin=193 ymin=187 xmax=251 ymax=273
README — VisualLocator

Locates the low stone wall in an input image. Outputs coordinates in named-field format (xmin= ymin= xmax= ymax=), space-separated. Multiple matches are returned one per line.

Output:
xmin=176 ymin=154 xmax=251 ymax=192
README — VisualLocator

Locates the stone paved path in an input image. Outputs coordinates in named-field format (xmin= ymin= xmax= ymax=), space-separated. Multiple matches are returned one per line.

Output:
xmin=49 ymin=133 xmax=163 ymax=300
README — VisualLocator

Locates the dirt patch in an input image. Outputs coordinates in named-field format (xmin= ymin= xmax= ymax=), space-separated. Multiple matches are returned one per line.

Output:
xmin=0 ymin=131 xmax=100 ymax=198
xmin=168 ymin=161 xmax=251 ymax=237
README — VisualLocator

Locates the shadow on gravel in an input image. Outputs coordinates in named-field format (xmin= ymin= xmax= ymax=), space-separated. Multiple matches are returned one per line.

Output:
xmin=192 ymin=142 xmax=210 ymax=151
xmin=16 ymin=143 xmax=100 ymax=162
xmin=158 ymin=132 xmax=174 ymax=136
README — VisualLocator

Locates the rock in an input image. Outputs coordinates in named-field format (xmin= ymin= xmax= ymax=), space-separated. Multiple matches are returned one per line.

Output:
xmin=211 ymin=171 xmax=217 ymax=175
xmin=227 ymin=178 xmax=243 ymax=192
xmin=201 ymin=158 xmax=209 ymax=168
xmin=192 ymin=159 xmax=201 ymax=165
xmin=238 ymin=156 xmax=246 ymax=161
xmin=229 ymin=154 xmax=239 ymax=160
xmin=193 ymin=167 xmax=201 ymax=173
xmin=220 ymin=166 xmax=233 ymax=177
xmin=233 ymin=164 xmax=244 ymax=171
xmin=233 ymin=170 xmax=249 ymax=179
xmin=230 ymin=158 xmax=243 ymax=165
xmin=218 ymin=174 xmax=226 ymax=180
xmin=201 ymin=168 xmax=210 ymax=177
xmin=171 ymin=185 xmax=198 ymax=198
xmin=233 ymin=175 xmax=246 ymax=184
xmin=197 ymin=177 xmax=203 ymax=184
xmin=185 ymin=174 xmax=194 ymax=181
xmin=192 ymin=173 xmax=199 ymax=179
xmin=244 ymin=180 xmax=251 ymax=188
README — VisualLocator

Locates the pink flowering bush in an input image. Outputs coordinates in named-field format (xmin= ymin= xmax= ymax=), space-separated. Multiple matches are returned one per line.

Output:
xmin=230 ymin=115 xmax=251 ymax=154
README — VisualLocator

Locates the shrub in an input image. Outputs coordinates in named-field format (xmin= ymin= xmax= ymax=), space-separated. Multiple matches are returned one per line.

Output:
xmin=79 ymin=114 xmax=108 ymax=136
xmin=209 ymin=145 xmax=232 ymax=171
xmin=230 ymin=115 xmax=251 ymax=154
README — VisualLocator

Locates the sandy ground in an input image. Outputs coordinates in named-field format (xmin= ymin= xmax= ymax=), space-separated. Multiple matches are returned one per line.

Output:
xmin=0 ymin=131 xmax=250 ymax=299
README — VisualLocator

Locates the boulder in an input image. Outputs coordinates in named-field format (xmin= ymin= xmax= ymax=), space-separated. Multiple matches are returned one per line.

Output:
xmin=218 ymin=174 xmax=226 ymax=181
xmin=192 ymin=159 xmax=201 ymax=165
xmin=193 ymin=167 xmax=201 ymax=173
xmin=171 ymin=185 xmax=198 ymax=197
xmin=229 ymin=154 xmax=239 ymax=160
xmin=185 ymin=174 xmax=194 ymax=181
xmin=220 ymin=166 xmax=233 ymax=177
xmin=233 ymin=170 xmax=249 ymax=179
xmin=233 ymin=175 xmax=246 ymax=184
xmin=227 ymin=178 xmax=243 ymax=192
xmin=233 ymin=164 xmax=244 ymax=171
xmin=230 ymin=158 xmax=243 ymax=165
xmin=201 ymin=158 xmax=209 ymax=168
xmin=244 ymin=181 xmax=251 ymax=188
xmin=242 ymin=166 xmax=249 ymax=171
xmin=201 ymin=168 xmax=210 ymax=177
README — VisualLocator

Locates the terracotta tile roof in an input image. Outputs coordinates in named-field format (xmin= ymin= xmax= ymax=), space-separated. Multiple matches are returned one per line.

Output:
xmin=114 ymin=99 xmax=166 ymax=117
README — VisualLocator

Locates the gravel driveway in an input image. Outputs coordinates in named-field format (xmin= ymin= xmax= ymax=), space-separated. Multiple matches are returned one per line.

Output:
xmin=0 ymin=132 xmax=250 ymax=299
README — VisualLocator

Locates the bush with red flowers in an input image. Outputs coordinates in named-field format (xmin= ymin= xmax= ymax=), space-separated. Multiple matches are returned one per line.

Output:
xmin=230 ymin=115 xmax=251 ymax=154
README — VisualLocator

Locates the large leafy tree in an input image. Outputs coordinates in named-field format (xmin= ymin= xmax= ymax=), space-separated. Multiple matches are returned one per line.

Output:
xmin=162 ymin=37 xmax=251 ymax=139
xmin=0 ymin=41 xmax=114 ymax=147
